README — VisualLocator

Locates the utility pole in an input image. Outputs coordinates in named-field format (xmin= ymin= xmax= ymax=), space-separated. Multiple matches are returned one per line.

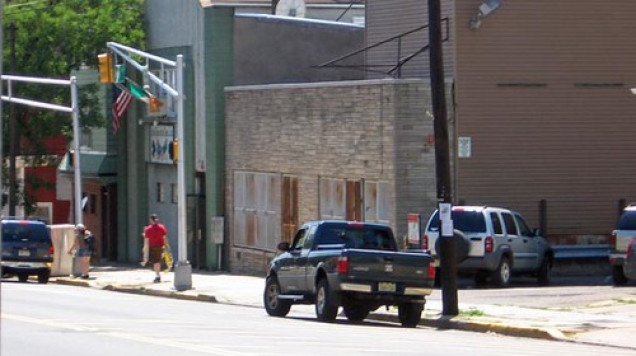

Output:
xmin=8 ymin=22 xmax=17 ymax=216
xmin=428 ymin=0 xmax=458 ymax=315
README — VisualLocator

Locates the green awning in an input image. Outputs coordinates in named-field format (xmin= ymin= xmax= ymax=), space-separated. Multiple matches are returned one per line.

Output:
xmin=58 ymin=151 xmax=118 ymax=184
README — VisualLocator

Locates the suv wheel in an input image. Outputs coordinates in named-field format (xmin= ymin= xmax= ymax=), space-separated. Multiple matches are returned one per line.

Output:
xmin=17 ymin=273 xmax=28 ymax=283
xmin=474 ymin=271 xmax=489 ymax=286
xmin=612 ymin=265 xmax=628 ymax=286
xmin=537 ymin=256 xmax=551 ymax=286
xmin=492 ymin=257 xmax=511 ymax=287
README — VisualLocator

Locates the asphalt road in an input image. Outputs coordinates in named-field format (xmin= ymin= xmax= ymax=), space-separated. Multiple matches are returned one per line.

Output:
xmin=2 ymin=281 xmax=635 ymax=356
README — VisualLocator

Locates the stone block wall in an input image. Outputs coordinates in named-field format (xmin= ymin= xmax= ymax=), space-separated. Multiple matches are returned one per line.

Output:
xmin=225 ymin=79 xmax=440 ymax=274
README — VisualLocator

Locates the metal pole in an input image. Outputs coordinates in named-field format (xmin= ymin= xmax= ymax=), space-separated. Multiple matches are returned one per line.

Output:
xmin=173 ymin=54 xmax=192 ymax=291
xmin=70 ymin=77 xmax=82 ymax=225
xmin=8 ymin=22 xmax=16 ymax=216
xmin=1 ymin=0 xmax=4 ymax=270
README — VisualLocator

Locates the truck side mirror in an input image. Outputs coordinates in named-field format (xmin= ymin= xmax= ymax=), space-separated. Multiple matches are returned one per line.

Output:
xmin=277 ymin=241 xmax=291 ymax=251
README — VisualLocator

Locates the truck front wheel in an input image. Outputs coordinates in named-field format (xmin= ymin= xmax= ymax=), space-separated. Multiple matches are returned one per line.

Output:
xmin=264 ymin=276 xmax=291 ymax=317
xmin=612 ymin=265 xmax=628 ymax=286
xmin=398 ymin=303 xmax=423 ymax=328
xmin=315 ymin=279 xmax=338 ymax=322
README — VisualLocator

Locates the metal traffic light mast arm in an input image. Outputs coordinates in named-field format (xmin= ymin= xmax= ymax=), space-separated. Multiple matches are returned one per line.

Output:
xmin=106 ymin=42 xmax=191 ymax=291
xmin=1 ymin=74 xmax=83 ymax=226
xmin=107 ymin=42 xmax=178 ymax=97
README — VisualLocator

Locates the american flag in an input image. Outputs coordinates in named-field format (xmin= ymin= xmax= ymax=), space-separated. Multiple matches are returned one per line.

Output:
xmin=112 ymin=86 xmax=133 ymax=135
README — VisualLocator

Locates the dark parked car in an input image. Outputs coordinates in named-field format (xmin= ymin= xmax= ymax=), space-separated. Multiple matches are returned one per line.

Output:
xmin=264 ymin=220 xmax=435 ymax=327
xmin=1 ymin=218 xmax=54 ymax=283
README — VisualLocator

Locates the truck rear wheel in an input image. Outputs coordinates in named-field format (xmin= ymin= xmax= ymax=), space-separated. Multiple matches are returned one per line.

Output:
xmin=612 ymin=265 xmax=628 ymax=286
xmin=264 ymin=276 xmax=291 ymax=317
xmin=17 ymin=273 xmax=28 ymax=283
xmin=398 ymin=303 xmax=423 ymax=328
xmin=342 ymin=300 xmax=369 ymax=322
xmin=315 ymin=279 xmax=338 ymax=322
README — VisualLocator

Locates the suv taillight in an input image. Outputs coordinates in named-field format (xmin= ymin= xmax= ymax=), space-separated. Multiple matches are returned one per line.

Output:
xmin=485 ymin=236 xmax=494 ymax=253
xmin=337 ymin=256 xmax=349 ymax=274
xmin=427 ymin=261 xmax=436 ymax=280
xmin=609 ymin=232 xmax=617 ymax=249
xmin=421 ymin=235 xmax=429 ymax=250
xmin=48 ymin=245 xmax=55 ymax=256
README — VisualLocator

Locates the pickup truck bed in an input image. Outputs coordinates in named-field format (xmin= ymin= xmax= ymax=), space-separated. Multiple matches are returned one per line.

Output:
xmin=264 ymin=220 xmax=435 ymax=327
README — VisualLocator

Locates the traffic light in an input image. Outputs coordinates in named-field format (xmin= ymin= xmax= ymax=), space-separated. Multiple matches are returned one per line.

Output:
xmin=149 ymin=96 xmax=164 ymax=113
xmin=169 ymin=139 xmax=179 ymax=163
xmin=97 ymin=52 xmax=114 ymax=83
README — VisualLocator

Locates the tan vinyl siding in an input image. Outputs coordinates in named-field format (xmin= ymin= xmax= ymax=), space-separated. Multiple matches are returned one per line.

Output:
xmin=365 ymin=0 xmax=455 ymax=79
xmin=454 ymin=0 xmax=636 ymax=237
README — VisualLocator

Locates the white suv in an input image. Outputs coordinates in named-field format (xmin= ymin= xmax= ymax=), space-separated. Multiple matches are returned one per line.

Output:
xmin=423 ymin=206 xmax=553 ymax=287
xmin=610 ymin=206 xmax=636 ymax=285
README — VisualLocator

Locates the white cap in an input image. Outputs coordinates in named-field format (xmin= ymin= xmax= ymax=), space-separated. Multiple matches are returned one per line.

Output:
xmin=76 ymin=223 xmax=86 ymax=230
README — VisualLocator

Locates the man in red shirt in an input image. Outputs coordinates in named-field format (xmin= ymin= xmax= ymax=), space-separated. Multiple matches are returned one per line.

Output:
xmin=144 ymin=214 xmax=167 ymax=283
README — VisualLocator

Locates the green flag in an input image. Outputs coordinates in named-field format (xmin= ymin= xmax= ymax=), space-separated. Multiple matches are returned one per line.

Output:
xmin=115 ymin=65 xmax=126 ymax=84
xmin=127 ymin=79 xmax=149 ymax=103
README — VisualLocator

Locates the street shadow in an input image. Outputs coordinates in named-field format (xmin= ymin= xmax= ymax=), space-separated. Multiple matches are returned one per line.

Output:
xmin=285 ymin=315 xmax=404 ymax=329
xmin=445 ymin=274 xmax=614 ymax=290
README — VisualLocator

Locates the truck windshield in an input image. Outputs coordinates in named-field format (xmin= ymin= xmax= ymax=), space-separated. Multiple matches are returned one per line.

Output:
xmin=319 ymin=225 xmax=396 ymax=251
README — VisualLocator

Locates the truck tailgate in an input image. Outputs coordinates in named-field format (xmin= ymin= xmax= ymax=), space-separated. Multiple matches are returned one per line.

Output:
xmin=344 ymin=249 xmax=433 ymax=286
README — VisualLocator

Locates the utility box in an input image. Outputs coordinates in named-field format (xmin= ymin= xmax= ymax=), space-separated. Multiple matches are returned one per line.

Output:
xmin=49 ymin=224 xmax=76 ymax=276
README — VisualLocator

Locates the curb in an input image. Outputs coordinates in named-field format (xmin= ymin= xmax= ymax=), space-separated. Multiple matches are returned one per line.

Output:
xmin=366 ymin=312 xmax=561 ymax=341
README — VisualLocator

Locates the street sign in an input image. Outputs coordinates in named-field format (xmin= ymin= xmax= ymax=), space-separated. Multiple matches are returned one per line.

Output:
xmin=407 ymin=213 xmax=421 ymax=245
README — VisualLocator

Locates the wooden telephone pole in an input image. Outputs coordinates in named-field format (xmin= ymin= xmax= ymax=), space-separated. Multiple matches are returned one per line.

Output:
xmin=428 ymin=0 xmax=458 ymax=316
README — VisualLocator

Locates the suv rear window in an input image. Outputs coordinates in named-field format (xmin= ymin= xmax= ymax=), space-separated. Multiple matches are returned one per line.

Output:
xmin=428 ymin=210 xmax=487 ymax=233
xmin=2 ymin=222 xmax=51 ymax=243
xmin=617 ymin=210 xmax=636 ymax=230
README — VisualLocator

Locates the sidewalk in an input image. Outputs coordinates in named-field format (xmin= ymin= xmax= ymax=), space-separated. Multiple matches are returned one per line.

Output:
xmin=52 ymin=264 xmax=636 ymax=350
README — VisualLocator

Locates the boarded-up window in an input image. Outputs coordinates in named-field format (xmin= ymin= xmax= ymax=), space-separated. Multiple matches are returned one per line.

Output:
xmin=234 ymin=171 xmax=281 ymax=250
xmin=320 ymin=178 xmax=346 ymax=220
xmin=364 ymin=181 xmax=389 ymax=223
xmin=346 ymin=180 xmax=362 ymax=221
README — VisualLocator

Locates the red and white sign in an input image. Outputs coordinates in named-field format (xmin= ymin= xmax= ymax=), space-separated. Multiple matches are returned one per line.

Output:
xmin=407 ymin=213 xmax=421 ymax=245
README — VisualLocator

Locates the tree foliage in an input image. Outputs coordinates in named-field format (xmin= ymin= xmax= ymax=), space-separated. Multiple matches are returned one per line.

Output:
xmin=3 ymin=0 xmax=146 ymax=147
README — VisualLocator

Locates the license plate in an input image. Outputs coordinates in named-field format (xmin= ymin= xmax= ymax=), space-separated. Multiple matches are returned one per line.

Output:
xmin=378 ymin=282 xmax=396 ymax=293
xmin=18 ymin=249 xmax=31 ymax=257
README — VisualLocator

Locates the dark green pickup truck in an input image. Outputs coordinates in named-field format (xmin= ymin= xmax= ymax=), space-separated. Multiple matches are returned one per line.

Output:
xmin=263 ymin=220 xmax=435 ymax=327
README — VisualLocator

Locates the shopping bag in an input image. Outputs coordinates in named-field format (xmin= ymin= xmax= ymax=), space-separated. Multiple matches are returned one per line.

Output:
xmin=162 ymin=244 xmax=174 ymax=272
